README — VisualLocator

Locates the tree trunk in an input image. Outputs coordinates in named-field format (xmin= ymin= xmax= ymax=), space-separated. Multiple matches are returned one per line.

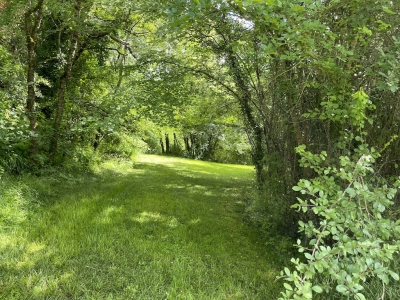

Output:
xmin=173 ymin=133 xmax=178 ymax=151
xmin=184 ymin=136 xmax=190 ymax=153
xmin=190 ymin=134 xmax=196 ymax=157
xmin=160 ymin=138 xmax=165 ymax=153
xmin=226 ymin=48 xmax=265 ymax=184
xmin=165 ymin=134 xmax=170 ymax=154
xmin=93 ymin=129 xmax=102 ymax=151
xmin=24 ymin=0 xmax=44 ymax=161
xmin=50 ymin=0 xmax=82 ymax=161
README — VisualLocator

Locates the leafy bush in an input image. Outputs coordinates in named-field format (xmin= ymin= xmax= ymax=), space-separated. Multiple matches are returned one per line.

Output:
xmin=279 ymin=144 xmax=400 ymax=300
xmin=279 ymin=91 xmax=400 ymax=300
xmin=0 ymin=45 xmax=31 ymax=174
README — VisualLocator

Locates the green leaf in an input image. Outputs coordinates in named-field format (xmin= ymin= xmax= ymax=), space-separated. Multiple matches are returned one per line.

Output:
xmin=345 ymin=187 xmax=356 ymax=197
xmin=314 ymin=261 xmax=324 ymax=273
xmin=389 ymin=271 xmax=399 ymax=281
xmin=360 ymin=26 xmax=372 ymax=36
xmin=382 ymin=6 xmax=395 ymax=14
xmin=378 ymin=273 xmax=389 ymax=285
xmin=312 ymin=285 xmax=323 ymax=293
xmin=336 ymin=285 xmax=348 ymax=293
xmin=283 ymin=283 xmax=293 ymax=291
xmin=355 ymin=293 xmax=366 ymax=300
xmin=304 ymin=253 xmax=313 ymax=260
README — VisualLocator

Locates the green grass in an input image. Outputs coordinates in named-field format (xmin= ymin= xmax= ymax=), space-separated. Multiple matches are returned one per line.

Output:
xmin=0 ymin=155 xmax=288 ymax=299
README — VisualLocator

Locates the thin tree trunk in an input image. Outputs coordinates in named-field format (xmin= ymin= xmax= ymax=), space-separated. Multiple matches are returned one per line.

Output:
xmin=24 ymin=0 xmax=44 ymax=161
xmin=50 ymin=0 xmax=82 ymax=161
xmin=226 ymin=48 xmax=265 ymax=184
xmin=160 ymin=138 xmax=165 ymax=154
xmin=116 ymin=51 xmax=125 ymax=88
xmin=50 ymin=35 xmax=79 ymax=160
xmin=165 ymin=134 xmax=170 ymax=154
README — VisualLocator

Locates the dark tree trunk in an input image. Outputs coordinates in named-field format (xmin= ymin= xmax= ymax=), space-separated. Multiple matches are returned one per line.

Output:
xmin=50 ymin=40 xmax=78 ymax=160
xmin=24 ymin=0 xmax=44 ymax=161
xmin=160 ymin=138 xmax=165 ymax=154
xmin=93 ymin=129 xmax=103 ymax=151
xmin=165 ymin=134 xmax=170 ymax=154
xmin=50 ymin=0 xmax=82 ymax=161
xmin=184 ymin=136 xmax=190 ymax=153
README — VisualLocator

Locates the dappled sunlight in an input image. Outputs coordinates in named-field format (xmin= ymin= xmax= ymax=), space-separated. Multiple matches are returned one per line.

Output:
xmin=164 ymin=183 xmax=208 ymax=193
xmin=164 ymin=183 xmax=213 ymax=196
xmin=132 ymin=211 xmax=165 ymax=223
xmin=189 ymin=218 xmax=201 ymax=225
xmin=190 ymin=186 xmax=216 ymax=197
xmin=96 ymin=160 xmax=136 ymax=175
xmin=26 ymin=241 xmax=46 ymax=254
xmin=1 ymin=234 xmax=77 ymax=298
xmin=164 ymin=183 xmax=187 ymax=189
xmin=168 ymin=217 xmax=179 ymax=228
xmin=0 ymin=233 xmax=18 ymax=250
xmin=0 ymin=155 xmax=283 ymax=299
xmin=27 ymin=271 xmax=76 ymax=298
xmin=94 ymin=205 xmax=125 ymax=225
xmin=135 ymin=154 xmax=254 ymax=180
xmin=0 ymin=229 xmax=47 ymax=270
xmin=137 ymin=154 xmax=214 ymax=168
xmin=16 ymin=242 xmax=46 ymax=269
xmin=137 ymin=154 xmax=177 ymax=165
xmin=131 ymin=211 xmax=181 ymax=229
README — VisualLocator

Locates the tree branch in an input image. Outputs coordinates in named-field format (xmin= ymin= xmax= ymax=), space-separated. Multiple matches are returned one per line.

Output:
xmin=109 ymin=35 xmax=137 ymax=58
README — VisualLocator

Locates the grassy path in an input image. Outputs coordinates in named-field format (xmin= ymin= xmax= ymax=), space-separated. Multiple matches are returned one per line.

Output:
xmin=1 ymin=155 xmax=285 ymax=299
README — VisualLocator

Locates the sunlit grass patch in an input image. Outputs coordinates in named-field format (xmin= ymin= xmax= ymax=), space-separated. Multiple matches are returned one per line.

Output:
xmin=136 ymin=154 xmax=255 ymax=180
xmin=1 ymin=155 xmax=284 ymax=299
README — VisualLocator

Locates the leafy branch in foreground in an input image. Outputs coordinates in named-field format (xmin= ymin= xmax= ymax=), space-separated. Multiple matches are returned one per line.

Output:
xmin=278 ymin=90 xmax=400 ymax=300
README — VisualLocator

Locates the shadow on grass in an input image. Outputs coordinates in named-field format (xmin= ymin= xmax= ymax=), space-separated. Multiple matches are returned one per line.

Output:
xmin=1 ymin=157 xmax=286 ymax=300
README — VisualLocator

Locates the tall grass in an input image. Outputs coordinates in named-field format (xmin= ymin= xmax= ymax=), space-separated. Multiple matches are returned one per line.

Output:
xmin=0 ymin=155 xmax=288 ymax=299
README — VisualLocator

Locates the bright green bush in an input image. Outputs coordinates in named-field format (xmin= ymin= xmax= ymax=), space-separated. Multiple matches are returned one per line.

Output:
xmin=279 ymin=90 xmax=400 ymax=300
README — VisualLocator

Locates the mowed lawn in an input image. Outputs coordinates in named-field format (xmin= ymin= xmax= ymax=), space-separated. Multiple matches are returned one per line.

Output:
xmin=0 ymin=155 xmax=287 ymax=299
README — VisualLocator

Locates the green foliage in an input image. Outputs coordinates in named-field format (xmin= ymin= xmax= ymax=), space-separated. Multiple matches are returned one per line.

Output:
xmin=0 ymin=44 xmax=31 ymax=174
xmin=128 ymin=117 xmax=164 ymax=154
xmin=245 ymin=152 xmax=294 ymax=237
xmin=95 ymin=133 xmax=136 ymax=159
xmin=213 ymin=126 xmax=252 ymax=164
xmin=279 ymin=91 xmax=400 ymax=299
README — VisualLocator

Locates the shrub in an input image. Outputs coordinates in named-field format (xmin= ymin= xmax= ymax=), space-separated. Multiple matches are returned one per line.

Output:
xmin=279 ymin=90 xmax=400 ymax=300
